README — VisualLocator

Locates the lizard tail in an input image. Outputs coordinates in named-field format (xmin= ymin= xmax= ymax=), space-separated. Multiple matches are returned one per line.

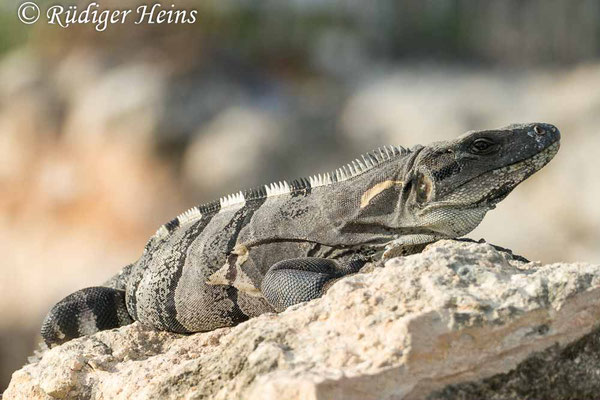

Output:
xmin=41 ymin=286 xmax=133 ymax=347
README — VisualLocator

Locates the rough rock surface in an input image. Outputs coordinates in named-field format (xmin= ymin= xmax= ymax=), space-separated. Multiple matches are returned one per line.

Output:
xmin=4 ymin=240 xmax=600 ymax=400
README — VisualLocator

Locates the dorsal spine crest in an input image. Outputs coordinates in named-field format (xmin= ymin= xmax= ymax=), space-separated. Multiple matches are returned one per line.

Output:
xmin=154 ymin=145 xmax=408 ymax=239
xmin=220 ymin=191 xmax=246 ymax=210
xmin=265 ymin=181 xmax=291 ymax=197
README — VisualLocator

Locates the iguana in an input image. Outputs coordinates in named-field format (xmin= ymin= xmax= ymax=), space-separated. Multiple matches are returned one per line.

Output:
xmin=41 ymin=123 xmax=560 ymax=346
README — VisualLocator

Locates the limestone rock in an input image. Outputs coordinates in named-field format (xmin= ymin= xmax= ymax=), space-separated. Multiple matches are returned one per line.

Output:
xmin=4 ymin=240 xmax=600 ymax=400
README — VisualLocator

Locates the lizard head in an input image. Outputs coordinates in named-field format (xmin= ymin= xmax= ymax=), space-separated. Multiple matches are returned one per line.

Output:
xmin=403 ymin=122 xmax=560 ymax=237
xmin=381 ymin=122 xmax=560 ymax=248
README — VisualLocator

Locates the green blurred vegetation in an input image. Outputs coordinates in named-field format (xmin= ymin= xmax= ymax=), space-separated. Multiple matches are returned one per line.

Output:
xmin=3 ymin=0 xmax=599 ymax=67
xmin=0 ymin=8 xmax=30 ymax=54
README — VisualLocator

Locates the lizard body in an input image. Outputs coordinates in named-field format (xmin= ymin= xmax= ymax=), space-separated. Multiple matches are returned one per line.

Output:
xmin=41 ymin=123 xmax=560 ymax=346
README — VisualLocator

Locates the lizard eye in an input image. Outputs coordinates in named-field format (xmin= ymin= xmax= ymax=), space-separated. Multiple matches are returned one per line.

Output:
xmin=416 ymin=173 xmax=432 ymax=203
xmin=470 ymin=138 xmax=497 ymax=155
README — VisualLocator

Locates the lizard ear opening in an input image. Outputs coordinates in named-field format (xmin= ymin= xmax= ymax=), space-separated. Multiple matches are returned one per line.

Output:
xmin=416 ymin=173 xmax=433 ymax=203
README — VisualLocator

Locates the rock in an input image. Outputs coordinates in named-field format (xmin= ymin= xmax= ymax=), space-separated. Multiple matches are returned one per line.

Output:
xmin=4 ymin=240 xmax=600 ymax=400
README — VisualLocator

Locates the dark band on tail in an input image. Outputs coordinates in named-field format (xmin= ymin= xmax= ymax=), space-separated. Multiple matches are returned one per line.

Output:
xmin=41 ymin=286 xmax=133 ymax=347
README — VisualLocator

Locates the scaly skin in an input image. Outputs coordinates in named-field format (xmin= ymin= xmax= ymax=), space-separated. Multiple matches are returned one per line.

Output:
xmin=41 ymin=123 xmax=560 ymax=346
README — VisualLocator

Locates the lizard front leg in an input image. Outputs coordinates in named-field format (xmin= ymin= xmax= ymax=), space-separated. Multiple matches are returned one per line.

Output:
xmin=261 ymin=257 xmax=366 ymax=312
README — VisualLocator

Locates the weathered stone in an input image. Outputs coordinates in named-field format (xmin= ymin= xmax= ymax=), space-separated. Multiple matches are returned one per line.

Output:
xmin=430 ymin=326 xmax=600 ymax=400
xmin=4 ymin=240 xmax=600 ymax=399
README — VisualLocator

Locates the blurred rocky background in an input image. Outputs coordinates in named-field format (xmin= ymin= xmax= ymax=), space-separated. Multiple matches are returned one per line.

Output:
xmin=1 ymin=0 xmax=600 ymax=392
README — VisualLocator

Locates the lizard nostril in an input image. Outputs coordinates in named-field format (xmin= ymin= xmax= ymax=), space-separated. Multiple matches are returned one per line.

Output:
xmin=534 ymin=125 xmax=546 ymax=135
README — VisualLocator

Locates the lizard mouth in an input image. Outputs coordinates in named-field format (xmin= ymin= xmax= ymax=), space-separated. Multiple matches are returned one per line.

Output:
xmin=479 ymin=140 xmax=560 ymax=206
xmin=492 ymin=140 xmax=560 ymax=176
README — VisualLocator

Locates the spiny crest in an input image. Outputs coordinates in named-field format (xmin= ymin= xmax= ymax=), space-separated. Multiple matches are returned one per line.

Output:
xmin=153 ymin=201 xmax=220 ymax=240
xmin=155 ymin=225 xmax=170 ymax=239
xmin=308 ymin=173 xmax=332 ymax=187
xmin=220 ymin=191 xmax=246 ymax=210
xmin=178 ymin=206 xmax=203 ymax=225
xmin=199 ymin=200 xmax=221 ymax=214
xmin=154 ymin=144 xmax=408 ymax=239
xmin=312 ymin=144 xmax=407 ymax=187
xmin=265 ymin=181 xmax=291 ymax=197
xmin=154 ymin=205 xmax=202 ymax=239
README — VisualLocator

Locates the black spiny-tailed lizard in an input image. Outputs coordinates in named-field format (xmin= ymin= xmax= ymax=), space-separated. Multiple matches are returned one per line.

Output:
xmin=41 ymin=123 xmax=560 ymax=346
